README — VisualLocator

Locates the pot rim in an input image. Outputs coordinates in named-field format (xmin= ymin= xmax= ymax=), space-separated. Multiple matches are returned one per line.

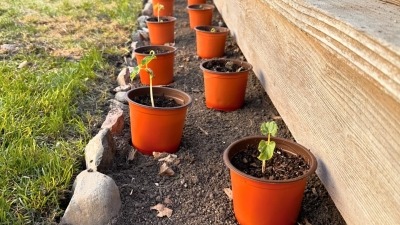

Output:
xmin=200 ymin=58 xmax=253 ymax=75
xmin=223 ymin=135 xmax=318 ymax=184
xmin=125 ymin=86 xmax=192 ymax=110
xmin=186 ymin=4 xmax=215 ymax=10
xmin=146 ymin=16 xmax=177 ymax=24
xmin=134 ymin=45 xmax=177 ymax=56
xmin=194 ymin=25 xmax=229 ymax=33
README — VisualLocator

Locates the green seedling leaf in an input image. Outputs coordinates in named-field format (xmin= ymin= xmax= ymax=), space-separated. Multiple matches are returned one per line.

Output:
xmin=210 ymin=28 xmax=216 ymax=33
xmin=260 ymin=121 xmax=278 ymax=136
xmin=130 ymin=50 xmax=157 ymax=107
xmin=258 ymin=121 xmax=279 ymax=174
xmin=258 ymin=140 xmax=276 ymax=161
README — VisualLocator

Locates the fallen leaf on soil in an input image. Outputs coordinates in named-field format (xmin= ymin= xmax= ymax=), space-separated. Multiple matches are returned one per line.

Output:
xmin=224 ymin=188 xmax=233 ymax=200
xmin=127 ymin=148 xmax=137 ymax=161
xmin=163 ymin=196 xmax=172 ymax=205
xmin=159 ymin=163 xmax=175 ymax=176
xmin=150 ymin=203 xmax=173 ymax=218
xmin=158 ymin=154 xmax=177 ymax=163
xmin=153 ymin=152 xmax=169 ymax=159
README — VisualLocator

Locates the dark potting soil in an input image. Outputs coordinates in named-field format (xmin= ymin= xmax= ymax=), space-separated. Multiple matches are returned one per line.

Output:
xmin=147 ymin=17 xmax=173 ymax=22
xmin=202 ymin=60 xmax=246 ymax=73
xmin=133 ymin=95 xmax=181 ymax=107
xmin=140 ymin=48 xmax=171 ymax=54
xmin=231 ymin=145 xmax=310 ymax=180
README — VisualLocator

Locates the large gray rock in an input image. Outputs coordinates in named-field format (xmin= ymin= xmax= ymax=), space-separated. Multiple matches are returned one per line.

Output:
xmin=60 ymin=170 xmax=121 ymax=225
xmin=85 ymin=128 xmax=116 ymax=172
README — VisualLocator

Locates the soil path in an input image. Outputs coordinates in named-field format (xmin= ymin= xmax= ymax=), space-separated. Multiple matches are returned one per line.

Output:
xmin=109 ymin=0 xmax=346 ymax=224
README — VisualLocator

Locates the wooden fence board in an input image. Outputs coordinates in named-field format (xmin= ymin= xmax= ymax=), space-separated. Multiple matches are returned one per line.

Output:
xmin=213 ymin=0 xmax=400 ymax=224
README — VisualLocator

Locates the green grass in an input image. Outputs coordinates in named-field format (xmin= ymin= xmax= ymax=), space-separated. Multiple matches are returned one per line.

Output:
xmin=0 ymin=0 xmax=141 ymax=223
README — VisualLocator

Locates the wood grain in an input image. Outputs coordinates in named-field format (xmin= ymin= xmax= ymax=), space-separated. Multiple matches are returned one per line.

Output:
xmin=380 ymin=0 xmax=400 ymax=6
xmin=213 ymin=0 xmax=400 ymax=224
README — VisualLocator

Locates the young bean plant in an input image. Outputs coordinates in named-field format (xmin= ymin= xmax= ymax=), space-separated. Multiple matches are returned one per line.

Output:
xmin=258 ymin=121 xmax=278 ymax=174
xmin=154 ymin=3 xmax=164 ymax=22
xmin=130 ymin=50 xmax=157 ymax=107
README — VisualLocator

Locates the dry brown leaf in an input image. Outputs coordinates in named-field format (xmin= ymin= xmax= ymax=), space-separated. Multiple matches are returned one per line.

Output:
xmin=150 ymin=203 xmax=173 ymax=218
xmin=159 ymin=163 xmax=175 ymax=176
xmin=158 ymin=154 xmax=177 ymax=163
xmin=224 ymin=188 xmax=233 ymax=200
xmin=153 ymin=152 xmax=169 ymax=159
xmin=127 ymin=148 xmax=137 ymax=161
xmin=163 ymin=196 xmax=172 ymax=205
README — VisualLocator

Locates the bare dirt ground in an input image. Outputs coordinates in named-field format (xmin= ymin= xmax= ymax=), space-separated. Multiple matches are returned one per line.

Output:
xmin=103 ymin=0 xmax=347 ymax=224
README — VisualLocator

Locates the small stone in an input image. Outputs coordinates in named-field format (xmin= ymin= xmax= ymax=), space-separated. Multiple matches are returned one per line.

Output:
xmin=142 ymin=2 xmax=153 ymax=16
xmin=101 ymin=107 xmax=124 ymax=135
xmin=108 ymin=99 xmax=128 ymax=111
xmin=85 ymin=128 xmax=116 ymax=172
xmin=117 ymin=67 xmax=130 ymax=86
xmin=115 ymin=91 xmax=128 ymax=103
xmin=113 ymin=84 xmax=132 ymax=93
xmin=137 ymin=15 xmax=149 ymax=28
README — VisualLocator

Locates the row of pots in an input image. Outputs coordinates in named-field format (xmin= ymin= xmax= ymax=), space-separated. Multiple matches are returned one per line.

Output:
xmin=126 ymin=1 xmax=318 ymax=225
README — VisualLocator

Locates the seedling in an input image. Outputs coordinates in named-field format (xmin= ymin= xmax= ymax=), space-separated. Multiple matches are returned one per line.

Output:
xmin=210 ymin=27 xmax=216 ymax=33
xmin=154 ymin=3 xmax=164 ymax=22
xmin=258 ymin=121 xmax=278 ymax=174
xmin=130 ymin=50 xmax=157 ymax=107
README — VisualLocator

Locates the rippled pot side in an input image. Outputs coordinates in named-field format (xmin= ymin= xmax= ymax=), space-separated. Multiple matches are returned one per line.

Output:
xmin=195 ymin=25 xmax=229 ymax=59
xmin=126 ymin=87 xmax=192 ymax=155
xmin=134 ymin=45 xmax=176 ymax=85
xmin=200 ymin=59 xmax=252 ymax=111
xmin=223 ymin=136 xmax=318 ymax=225
xmin=186 ymin=4 xmax=214 ymax=29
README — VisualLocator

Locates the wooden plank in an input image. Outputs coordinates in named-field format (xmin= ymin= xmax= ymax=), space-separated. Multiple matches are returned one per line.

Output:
xmin=380 ymin=0 xmax=400 ymax=6
xmin=213 ymin=0 xmax=400 ymax=224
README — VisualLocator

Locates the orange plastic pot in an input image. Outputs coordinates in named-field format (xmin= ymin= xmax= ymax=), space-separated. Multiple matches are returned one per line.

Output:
xmin=126 ymin=87 xmax=192 ymax=155
xmin=200 ymin=59 xmax=252 ymax=111
xmin=223 ymin=136 xmax=318 ymax=225
xmin=187 ymin=4 xmax=214 ymax=29
xmin=187 ymin=0 xmax=206 ymax=5
xmin=152 ymin=0 xmax=174 ymax=16
xmin=195 ymin=25 xmax=229 ymax=59
xmin=134 ymin=45 xmax=176 ymax=85
xmin=146 ymin=16 xmax=176 ymax=45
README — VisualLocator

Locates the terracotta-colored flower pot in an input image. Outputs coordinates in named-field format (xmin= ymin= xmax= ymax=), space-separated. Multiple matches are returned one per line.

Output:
xmin=152 ymin=0 xmax=174 ymax=16
xmin=146 ymin=16 xmax=176 ymax=45
xmin=223 ymin=136 xmax=318 ymax=225
xmin=187 ymin=4 xmax=214 ymax=29
xmin=134 ymin=45 xmax=176 ymax=86
xmin=187 ymin=0 xmax=206 ymax=5
xmin=200 ymin=59 xmax=252 ymax=111
xmin=194 ymin=25 xmax=229 ymax=59
xmin=126 ymin=87 xmax=192 ymax=155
